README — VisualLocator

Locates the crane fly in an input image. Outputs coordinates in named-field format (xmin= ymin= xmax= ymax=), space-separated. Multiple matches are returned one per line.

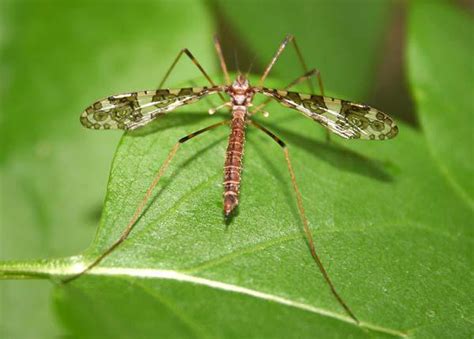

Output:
xmin=69 ymin=35 xmax=398 ymax=323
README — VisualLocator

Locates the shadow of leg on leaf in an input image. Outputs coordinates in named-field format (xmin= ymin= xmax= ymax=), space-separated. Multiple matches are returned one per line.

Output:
xmin=257 ymin=120 xmax=395 ymax=183
xmin=127 ymin=111 xmax=223 ymax=137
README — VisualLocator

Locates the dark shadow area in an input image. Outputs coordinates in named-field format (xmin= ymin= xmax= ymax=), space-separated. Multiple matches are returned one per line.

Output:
xmin=224 ymin=210 xmax=238 ymax=229
xmin=457 ymin=0 xmax=474 ymax=13
xmin=252 ymin=119 xmax=395 ymax=183
xmin=127 ymin=111 xmax=225 ymax=137
xmin=86 ymin=202 xmax=103 ymax=225
xmin=370 ymin=3 xmax=417 ymax=128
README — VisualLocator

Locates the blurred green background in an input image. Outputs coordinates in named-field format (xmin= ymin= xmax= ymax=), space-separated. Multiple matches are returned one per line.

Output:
xmin=1 ymin=0 xmax=473 ymax=338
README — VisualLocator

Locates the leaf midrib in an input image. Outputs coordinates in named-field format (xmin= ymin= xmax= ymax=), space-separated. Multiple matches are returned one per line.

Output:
xmin=0 ymin=261 xmax=406 ymax=338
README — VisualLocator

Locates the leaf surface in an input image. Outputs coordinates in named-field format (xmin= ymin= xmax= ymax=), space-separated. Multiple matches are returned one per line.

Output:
xmin=0 ymin=1 xmax=215 ymax=338
xmin=2 ymin=1 xmax=473 ymax=338
xmin=408 ymin=0 xmax=474 ymax=206
xmin=2 ymin=93 xmax=472 ymax=337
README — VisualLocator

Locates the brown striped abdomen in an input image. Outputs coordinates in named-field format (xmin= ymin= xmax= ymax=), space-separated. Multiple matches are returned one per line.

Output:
xmin=223 ymin=108 xmax=246 ymax=217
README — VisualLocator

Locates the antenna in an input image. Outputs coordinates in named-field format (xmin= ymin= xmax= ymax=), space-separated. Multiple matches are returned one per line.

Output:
xmin=245 ymin=54 xmax=258 ymax=78
xmin=233 ymin=49 xmax=241 ymax=75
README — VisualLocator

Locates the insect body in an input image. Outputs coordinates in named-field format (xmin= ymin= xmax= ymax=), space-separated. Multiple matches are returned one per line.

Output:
xmin=223 ymin=75 xmax=254 ymax=216
xmin=74 ymin=35 xmax=398 ymax=323
xmin=80 ymin=77 xmax=397 ymax=216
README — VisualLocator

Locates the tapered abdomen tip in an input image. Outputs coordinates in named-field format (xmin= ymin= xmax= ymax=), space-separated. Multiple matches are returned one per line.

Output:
xmin=224 ymin=194 xmax=238 ymax=218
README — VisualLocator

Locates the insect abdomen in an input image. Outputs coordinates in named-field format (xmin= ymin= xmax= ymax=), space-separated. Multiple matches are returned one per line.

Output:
xmin=223 ymin=108 xmax=246 ymax=217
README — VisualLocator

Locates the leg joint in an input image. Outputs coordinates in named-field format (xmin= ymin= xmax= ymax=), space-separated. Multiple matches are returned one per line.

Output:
xmin=178 ymin=120 xmax=229 ymax=144
xmin=182 ymin=48 xmax=193 ymax=57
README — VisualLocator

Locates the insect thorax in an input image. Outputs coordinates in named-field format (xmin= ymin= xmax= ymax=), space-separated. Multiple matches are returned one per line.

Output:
xmin=227 ymin=75 xmax=254 ymax=106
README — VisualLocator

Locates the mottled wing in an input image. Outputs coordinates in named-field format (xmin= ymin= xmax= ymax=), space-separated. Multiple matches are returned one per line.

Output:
xmin=258 ymin=88 xmax=398 ymax=140
xmin=80 ymin=86 xmax=223 ymax=131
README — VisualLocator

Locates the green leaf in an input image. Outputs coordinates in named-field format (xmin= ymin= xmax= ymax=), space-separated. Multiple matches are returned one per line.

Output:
xmin=2 ymin=1 xmax=473 ymax=338
xmin=2 ymin=88 xmax=472 ymax=337
xmin=0 ymin=1 xmax=215 ymax=338
xmin=407 ymin=0 xmax=474 ymax=206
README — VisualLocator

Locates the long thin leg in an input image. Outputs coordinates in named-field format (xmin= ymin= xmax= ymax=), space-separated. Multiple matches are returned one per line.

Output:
xmin=258 ymin=35 xmax=331 ymax=141
xmin=63 ymin=120 xmax=230 ymax=283
xmin=259 ymin=56 xmax=331 ymax=141
xmin=285 ymin=68 xmax=324 ymax=95
xmin=158 ymin=48 xmax=226 ymax=103
xmin=252 ymin=68 xmax=324 ymax=115
xmin=249 ymin=120 xmax=358 ymax=323
xmin=259 ymin=34 xmax=314 ymax=93
xmin=214 ymin=35 xmax=231 ymax=86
